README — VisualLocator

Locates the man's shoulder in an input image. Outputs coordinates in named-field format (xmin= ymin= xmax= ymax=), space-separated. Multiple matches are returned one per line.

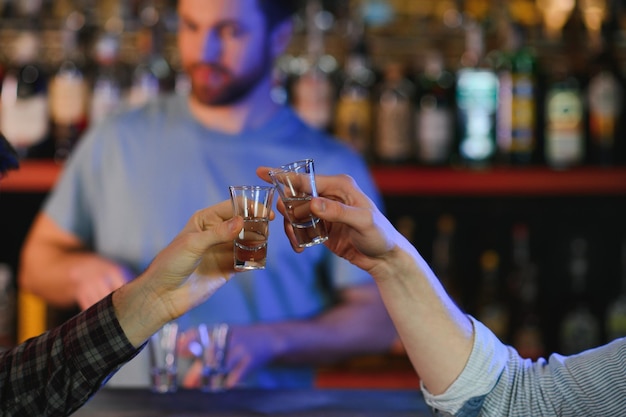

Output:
xmin=114 ymin=94 xmax=186 ymax=123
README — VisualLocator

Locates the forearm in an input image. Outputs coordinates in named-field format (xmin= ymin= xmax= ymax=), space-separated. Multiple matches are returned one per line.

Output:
xmin=111 ymin=273 xmax=173 ymax=348
xmin=257 ymin=283 xmax=396 ymax=365
xmin=0 ymin=295 xmax=139 ymax=415
xmin=20 ymin=249 xmax=105 ymax=307
xmin=372 ymin=244 xmax=474 ymax=395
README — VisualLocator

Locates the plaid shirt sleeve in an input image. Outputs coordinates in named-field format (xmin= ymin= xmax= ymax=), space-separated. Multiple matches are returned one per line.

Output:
xmin=0 ymin=293 xmax=143 ymax=416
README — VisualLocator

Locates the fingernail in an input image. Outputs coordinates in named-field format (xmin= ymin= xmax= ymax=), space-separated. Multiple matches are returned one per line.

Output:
xmin=312 ymin=198 xmax=325 ymax=213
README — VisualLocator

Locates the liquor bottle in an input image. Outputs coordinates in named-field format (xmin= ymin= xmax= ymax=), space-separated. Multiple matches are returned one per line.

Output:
xmin=507 ymin=224 xmax=544 ymax=360
xmin=585 ymin=19 xmax=624 ymax=166
xmin=456 ymin=20 xmax=499 ymax=168
xmin=13 ymin=0 xmax=44 ymax=19
xmin=334 ymin=27 xmax=376 ymax=158
xmin=494 ymin=22 xmax=538 ymax=165
xmin=48 ymin=12 xmax=90 ymax=161
xmin=543 ymin=60 xmax=585 ymax=169
xmin=432 ymin=214 xmax=460 ymax=304
xmin=89 ymin=33 xmax=130 ymax=126
xmin=605 ymin=240 xmax=626 ymax=341
xmin=0 ymin=30 xmax=51 ymax=158
xmin=125 ymin=4 xmax=175 ymax=107
xmin=374 ymin=61 xmax=414 ymax=164
xmin=536 ymin=0 xmax=576 ymax=41
xmin=414 ymin=49 xmax=455 ymax=166
xmin=559 ymin=237 xmax=601 ymax=355
xmin=0 ymin=264 xmax=15 ymax=350
xmin=291 ymin=0 xmax=336 ymax=131
xmin=476 ymin=250 xmax=509 ymax=341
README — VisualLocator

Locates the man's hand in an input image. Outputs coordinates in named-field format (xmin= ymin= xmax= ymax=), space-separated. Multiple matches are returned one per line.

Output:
xmin=70 ymin=260 xmax=135 ymax=310
xmin=257 ymin=168 xmax=404 ymax=277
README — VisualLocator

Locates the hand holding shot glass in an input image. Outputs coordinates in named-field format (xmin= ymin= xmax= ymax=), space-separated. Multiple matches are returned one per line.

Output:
xmin=229 ymin=185 xmax=275 ymax=270
xmin=269 ymin=159 xmax=328 ymax=248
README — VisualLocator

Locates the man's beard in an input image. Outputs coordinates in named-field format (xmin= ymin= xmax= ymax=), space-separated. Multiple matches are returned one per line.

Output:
xmin=188 ymin=51 xmax=272 ymax=106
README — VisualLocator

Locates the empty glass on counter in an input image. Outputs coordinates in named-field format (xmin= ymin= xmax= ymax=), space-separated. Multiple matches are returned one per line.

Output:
xmin=148 ymin=321 xmax=179 ymax=393
xmin=189 ymin=323 xmax=231 ymax=392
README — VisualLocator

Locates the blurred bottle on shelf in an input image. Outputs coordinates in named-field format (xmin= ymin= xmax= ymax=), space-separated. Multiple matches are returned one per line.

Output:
xmin=559 ymin=237 xmax=601 ymax=355
xmin=432 ymin=213 xmax=460 ymax=305
xmin=0 ymin=264 xmax=15 ymax=350
xmin=605 ymin=240 xmax=626 ymax=342
xmin=89 ymin=33 xmax=131 ymax=126
xmin=476 ymin=250 xmax=510 ymax=341
xmin=585 ymin=15 xmax=624 ymax=166
xmin=334 ymin=22 xmax=376 ymax=158
xmin=414 ymin=49 xmax=455 ymax=166
xmin=456 ymin=20 xmax=499 ymax=168
xmin=374 ymin=61 xmax=414 ymax=164
xmin=0 ymin=30 xmax=51 ymax=158
xmin=536 ymin=0 xmax=576 ymax=41
xmin=48 ymin=10 xmax=90 ymax=161
xmin=125 ymin=3 xmax=175 ymax=108
xmin=543 ymin=60 xmax=585 ymax=170
xmin=493 ymin=21 xmax=538 ymax=165
xmin=507 ymin=223 xmax=544 ymax=360
xmin=291 ymin=0 xmax=337 ymax=132
xmin=13 ymin=0 xmax=44 ymax=19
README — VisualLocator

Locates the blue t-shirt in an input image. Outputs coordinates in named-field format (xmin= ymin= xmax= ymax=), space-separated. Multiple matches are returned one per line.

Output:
xmin=45 ymin=94 xmax=383 ymax=388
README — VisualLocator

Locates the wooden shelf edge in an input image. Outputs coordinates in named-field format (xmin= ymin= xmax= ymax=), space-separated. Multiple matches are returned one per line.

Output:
xmin=371 ymin=166 xmax=626 ymax=196
xmin=0 ymin=160 xmax=62 ymax=193
xmin=2 ymin=161 xmax=626 ymax=196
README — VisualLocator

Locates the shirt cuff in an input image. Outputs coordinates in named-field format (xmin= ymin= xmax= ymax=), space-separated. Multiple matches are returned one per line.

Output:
xmin=421 ymin=316 xmax=509 ymax=415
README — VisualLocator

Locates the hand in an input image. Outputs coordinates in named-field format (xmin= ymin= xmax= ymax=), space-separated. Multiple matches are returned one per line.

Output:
xmin=114 ymin=200 xmax=269 ymax=347
xmin=258 ymin=168 xmax=404 ymax=276
xmin=140 ymin=200 xmax=254 ymax=320
xmin=70 ymin=259 xmax=135 ymax=310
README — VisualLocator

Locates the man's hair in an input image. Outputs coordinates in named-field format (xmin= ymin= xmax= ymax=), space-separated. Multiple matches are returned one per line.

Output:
xmin=256 ymin=0 xmax=298 ymax=30
xmin=0 ymin=133 xmax=20 ymax=176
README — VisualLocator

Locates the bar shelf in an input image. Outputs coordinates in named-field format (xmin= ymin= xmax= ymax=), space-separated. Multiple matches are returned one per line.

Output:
xmin=3 ymin=160 xmax=626 ymax=196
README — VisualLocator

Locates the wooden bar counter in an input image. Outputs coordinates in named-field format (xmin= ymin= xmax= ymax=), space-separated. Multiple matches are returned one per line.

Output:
xmin=72 ymin=387 xmax=431 ymax=416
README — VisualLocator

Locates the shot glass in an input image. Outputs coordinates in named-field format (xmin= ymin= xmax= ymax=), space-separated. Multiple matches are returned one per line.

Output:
xmin=228 ymin=185 xmax=275 ymax=270
xmin=191 ymin=323 xmax=231 ymax=392
xmin=269 ymin=159 xmax=328 ymax=248
xmin=148 ymin=321 xmax=179 ymax=393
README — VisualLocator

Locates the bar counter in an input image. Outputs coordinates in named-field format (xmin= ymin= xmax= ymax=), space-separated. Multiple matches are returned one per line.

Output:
xmin=72 ymin=387 xmax=432 ymax=416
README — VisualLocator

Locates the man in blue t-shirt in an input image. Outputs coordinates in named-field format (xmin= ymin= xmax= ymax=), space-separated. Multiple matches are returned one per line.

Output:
xmin=20 ymin=0 xmax=396 ymax=388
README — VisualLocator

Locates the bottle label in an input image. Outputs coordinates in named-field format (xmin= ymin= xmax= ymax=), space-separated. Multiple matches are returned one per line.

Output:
xmin=545 ymin=89 xmax=583 ymax=167
xmin=588 ymin=71 xmax=621 ymax=145
xmin=376 ymin=91 xmax=412 ymax=161
xmin=457 ymin=69 xmax=499 ymax=162
xmin=49 ymin=74 xmax=88 ymax=124
xmin=416 ymin=106 xmax=453 ymax=163
xmin=511 ymin=74 xmax=536 ymax=152
xmin=335 ymin=97 xmax=372 ymax=155
xmin=0 ymin=92 xmax=49 ymax=147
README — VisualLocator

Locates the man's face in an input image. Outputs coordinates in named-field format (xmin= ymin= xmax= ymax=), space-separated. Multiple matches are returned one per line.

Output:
xmin=177 ymin=0 xmax=274 ymax=106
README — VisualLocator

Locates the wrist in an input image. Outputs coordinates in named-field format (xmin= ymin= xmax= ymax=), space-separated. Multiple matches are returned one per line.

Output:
xmin=112 ymin=273 xmax=170 ymax=347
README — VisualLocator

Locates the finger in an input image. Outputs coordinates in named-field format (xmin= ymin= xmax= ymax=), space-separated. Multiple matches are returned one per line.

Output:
xmin=186 ymin=216 xmax=244 ymax=256
xmin=310 ymin=196 xmax=373 ymax=230
xmin=107 ymin=271 xmax=127 ymax=291
xmin=192 ymin=200 xmax=237 ymax=231
xmin=256 ymin=166 xmax=273 ymax=184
